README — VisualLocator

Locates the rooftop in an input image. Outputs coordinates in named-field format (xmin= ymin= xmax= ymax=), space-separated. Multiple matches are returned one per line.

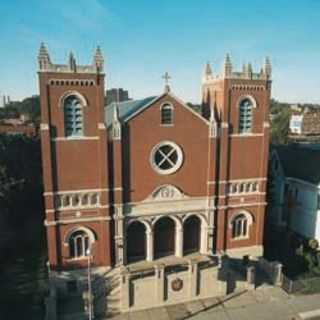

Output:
xmin=275 ymin=144 xmax=320 ymax=185
xmin=105 ymin=96 xmax=157 ymax=127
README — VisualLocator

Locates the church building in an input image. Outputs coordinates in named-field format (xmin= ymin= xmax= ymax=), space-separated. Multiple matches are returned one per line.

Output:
xmin=38 ymin=44 xmax=271 ymax=315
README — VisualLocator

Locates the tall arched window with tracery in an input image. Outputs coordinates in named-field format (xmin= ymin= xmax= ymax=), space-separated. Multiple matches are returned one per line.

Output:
xmin=232 ymin=214 xmax=249 ymax=239
xmin=161 ymin=103 xmax=173 ymax=125
xmin=239 ymin=98 xmax=253 ymax=134
xmin=64 ymin=95 xmax=83 ymax=137
xmin=69 ymin=230 xmax=90 ymax=258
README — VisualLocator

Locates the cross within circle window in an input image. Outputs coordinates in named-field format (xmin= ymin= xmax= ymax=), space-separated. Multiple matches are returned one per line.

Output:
xmin=150 ymin=141 xmax=183 ymax=175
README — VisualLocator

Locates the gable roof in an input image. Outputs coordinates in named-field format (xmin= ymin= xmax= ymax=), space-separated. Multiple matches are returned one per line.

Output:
xmin=105 ymin=96 xmax=157 ymax=127
xmin=105 ymin=92 xmax=210 ymax=127
xmin=274 ymin=144 xmax=320 ymax=185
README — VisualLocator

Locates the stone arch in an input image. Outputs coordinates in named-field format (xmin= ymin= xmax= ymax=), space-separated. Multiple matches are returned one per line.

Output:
xmin=229 ymin=210 xmax=254 ymax=228
xmin=127 ymin=218 xmax=152 ymax=233
xmin=152 ymin=214 xmax=182 ymax=230
xmin=182 ymin=213 xmax=207 ymax=226
xmin=59 ymin=90 xmax=88 ymax=108
xmin=64 ymin=226 xmax=97 ymax=258
xmin=126 ymin=220 xmax=147 ymax=263
xmin=64 ymin=226 xmax=96 ymax=245
xmin=183 ymin=215 xmax=201 ymax=255
xmin=153 ymin=216 xmax=176 ymax=259
xmin=229 ymin=210 xmax=254 ymax=239
xmin=237 ymin=94 xmax=257 ymax=109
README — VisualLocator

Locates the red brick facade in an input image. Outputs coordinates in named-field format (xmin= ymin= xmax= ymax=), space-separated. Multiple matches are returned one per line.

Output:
xmin=38 ymin=46 xmax=271 ymax=271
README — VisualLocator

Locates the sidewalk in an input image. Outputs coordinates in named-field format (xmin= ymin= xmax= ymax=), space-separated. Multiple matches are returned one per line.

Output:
xmin=110 ymin=286 xmax=320 ymax=320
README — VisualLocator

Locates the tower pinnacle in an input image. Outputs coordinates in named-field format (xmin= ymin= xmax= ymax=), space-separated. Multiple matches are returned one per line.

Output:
xmin=222 ymin=53 xmax=232 ymax=78
xmin=38 ymin=42 xmax=51 ymax=71
xmin=262 ymin=57 xmax=272 ymax=78
xmin=68 ymin=52 xmax=77 ymax=72
xmin=93 ymin=46 xmax=104 ymax=73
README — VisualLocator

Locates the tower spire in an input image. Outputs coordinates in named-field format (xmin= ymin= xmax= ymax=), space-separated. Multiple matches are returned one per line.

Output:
xmin=203 ymin=62 xmax=213 ymax=81
xmin=38 ymin=42 xmax=51 ymax=71
xmin=222 ymin=53 xmax=232 ymax=78
xmin=262 ymin=57 xmax=272 ymax=78
xmin=93 ymin=46 xmax=104 ymax=73
xmin=68 ymin=51 xmax=77 ymax=72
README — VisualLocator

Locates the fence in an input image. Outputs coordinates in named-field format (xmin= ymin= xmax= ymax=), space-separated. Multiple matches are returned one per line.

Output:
xmin=282 ymin=274 xmax=320 ymax=294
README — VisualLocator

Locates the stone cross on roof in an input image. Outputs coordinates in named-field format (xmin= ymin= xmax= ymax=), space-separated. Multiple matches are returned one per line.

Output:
xmin=162 ymin=72 xmax=171 ymax=93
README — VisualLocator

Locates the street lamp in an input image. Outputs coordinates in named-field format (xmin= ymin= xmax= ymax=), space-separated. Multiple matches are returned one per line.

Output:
xmin=86 ymin=247 xmax=94 ymax=320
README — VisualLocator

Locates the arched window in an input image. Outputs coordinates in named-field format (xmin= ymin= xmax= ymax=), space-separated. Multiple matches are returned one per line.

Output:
xmin=161 ymin=103 xmax=173 ymax=125
xmin=69 ymin=230 xmax=90 ymax=258
xmin=64 ymin=95 xmax=83 ymax=137
xmin=232 ymin=214 xmax=249 ymax=239
xmin=239 ymin=98 xmax=253 ymax=134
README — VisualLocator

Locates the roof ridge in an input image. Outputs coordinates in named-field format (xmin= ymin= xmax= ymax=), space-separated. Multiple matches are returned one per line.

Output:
xmin=105 ymin=96 xmax=156 ymax=108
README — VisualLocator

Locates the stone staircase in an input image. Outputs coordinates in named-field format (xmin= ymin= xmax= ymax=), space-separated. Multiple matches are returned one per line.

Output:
xmin=92 ymin=266 xmax=121 ymax=319
xmin=104 ymin=267 xmax=121 ymax=318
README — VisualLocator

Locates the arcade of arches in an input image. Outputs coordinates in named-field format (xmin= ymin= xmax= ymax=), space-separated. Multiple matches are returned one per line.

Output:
xmin=126 ymin=214 xmax=205 ymax=264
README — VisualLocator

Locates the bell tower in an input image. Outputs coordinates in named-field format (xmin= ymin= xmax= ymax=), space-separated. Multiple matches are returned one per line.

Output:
xmin=201 ymin=55 xmax=272 ymax=257
xmin=38 ymin=43 xmax=112 ymax=271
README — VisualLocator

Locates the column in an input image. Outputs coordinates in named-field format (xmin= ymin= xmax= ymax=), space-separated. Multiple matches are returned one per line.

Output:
xmin=146 ymin=230 xmax=154 ymax=262
xmin=155 ymin=264 xmax=165 ymax=303
xmin=188 ymin=260 xmax=198 ymax=297
xmin=175 ymin=226 xmax=183 ymax=258
xmin=120 ymin=268 xmax=130 ymax=311
xmin=115 ymin=210 xmax=125 ymax=266
xmin=200 ymin=225 xmax=208 ymax=255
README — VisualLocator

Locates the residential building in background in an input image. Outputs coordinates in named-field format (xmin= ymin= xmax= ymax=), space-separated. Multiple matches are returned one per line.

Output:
xmin=0 ymin=113 xmax=36 ymax=137
xmin=38 ymin=44 xmax=271 ymax=317
xmin=268 ymin=144 xmax=320 ymax=242
xmin=106 ymin=88 xmax=130 ymax=105
xmin=289 ymin=109 xmax=320 ymax=142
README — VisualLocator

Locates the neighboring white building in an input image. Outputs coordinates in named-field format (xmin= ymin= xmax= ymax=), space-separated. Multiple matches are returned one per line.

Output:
xmin=269 ymin=144 xmax=320 ymax=242
xmin=289 ymin=114 xmax=303 ymax=134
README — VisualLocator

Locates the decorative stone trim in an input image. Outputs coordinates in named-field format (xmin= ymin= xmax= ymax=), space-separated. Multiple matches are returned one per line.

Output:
xmin=44 ymin=216 xmax=111 ymax=226
xmin=232 ymin=85 xmax=265 ymax=91
xmin=54 ymin=192 xmax=100 ymax=210
xmin=227 ymin=181 xmax=259 ymax=195
xmin=52 ymin=136 xmax=99 ymax=141
xmin=144 ymin=184 xmax=188 ymax=202
xmin=49 ymin=79 xmax=95 ymax=86
xmin=150 ymin=141 xmax=183 ymax=175
xmin=44 ymin=188 xmax=109 ymax=196
xmin=230 ymin=133 xmax=264 ymax=137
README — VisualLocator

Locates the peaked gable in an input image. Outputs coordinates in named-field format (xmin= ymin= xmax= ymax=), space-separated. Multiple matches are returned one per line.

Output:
xmin=124 ymin=92 xmax=210 ymax=125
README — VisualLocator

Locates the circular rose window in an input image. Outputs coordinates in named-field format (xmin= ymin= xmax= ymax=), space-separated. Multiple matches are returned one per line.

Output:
xmin=150 ymin=141 xmax=183 ymax=175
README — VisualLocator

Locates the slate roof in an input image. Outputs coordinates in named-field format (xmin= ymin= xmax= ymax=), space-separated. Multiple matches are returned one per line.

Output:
xmin=105 ymin=96 xmax=157 ymax=127
xmin=275 ymin=144 xmax=320 ymax=185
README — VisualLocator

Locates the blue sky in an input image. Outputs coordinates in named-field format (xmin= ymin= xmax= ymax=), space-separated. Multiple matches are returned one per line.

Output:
xmin=0 ymin=0 xmax=319 ymax=103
